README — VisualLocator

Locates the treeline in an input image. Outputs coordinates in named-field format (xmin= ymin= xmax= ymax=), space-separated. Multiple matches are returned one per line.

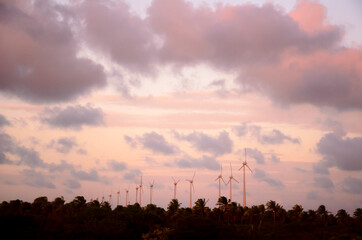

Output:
xmin=0 ymin=196 xmax=361 ymax=240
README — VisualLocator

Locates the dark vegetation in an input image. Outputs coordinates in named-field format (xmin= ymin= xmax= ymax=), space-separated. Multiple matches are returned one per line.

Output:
xmin=0 ymin=196 xmax=361 ymax=239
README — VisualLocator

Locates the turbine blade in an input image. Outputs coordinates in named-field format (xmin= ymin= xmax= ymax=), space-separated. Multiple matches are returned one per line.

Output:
xmin=192 ymin=171 xmax=196 ymax=180
xmin=221 ymin=177 xmax=226 ymax=185
xmin=172 ymin=176 xmax=176 ymax=182
xmin=239 ymin=165 xmax=244 ymax=171
xmin=246 ymin=164 xmax=252 ymax=172
xmin=215 ymin=177 xmax=219 ymax=181
xmin=192 ymin=183 xmax=195 ymax=193
xmin=177 ymin=179 xmax=180 ymax=184
xmin=232 ymin=177 xmax=239 ymax=183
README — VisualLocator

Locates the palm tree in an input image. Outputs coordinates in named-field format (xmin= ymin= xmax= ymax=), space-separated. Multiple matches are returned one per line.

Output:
xmin=167 ymin=199 xmax=180 ymax=217
xmin=336 ymin=209 xmax=350 ymax=224
xmin=292 ymin=204 xmax=303 ymax=221
xmin=266 ymin=200 xmax=278 ymax=223
xmin=354 ymin=208 xmax=362 ymax=223
xmin=317 ymin=205 xmax=328 ymax=225
xmin=193 ymin=198 xmax=208 ymax=217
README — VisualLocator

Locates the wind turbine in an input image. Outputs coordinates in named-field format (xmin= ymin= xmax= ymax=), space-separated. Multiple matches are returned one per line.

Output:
xmin=117 ymin=186 xmax=120 ymax=206
xmin=239 ymin=148 xmax=252 ymax=208
xmin=186 ymin=172 xmax=196 ymax=208
xmin=149 ymin=180 xmax=155 ymax=205
xmin=109 ymin=190 xmax=112 ymax=207
xmin=125 ymin=186 xmax=130 ymax=207
xmin=139 ymin=176 xmax=143 ymax=207
xmin=135 ymin=185 xmax=139 ymax=204
xmin=215 ymin=163 xmax=226 ymax=200
xmin=172 ymin=177 xmax=181 ymax=199
xmin=227 ymin=162 xmax=239 ymax=203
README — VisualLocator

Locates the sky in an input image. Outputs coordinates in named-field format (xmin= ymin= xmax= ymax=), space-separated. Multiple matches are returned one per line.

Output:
xmin=0 ymin=0 xmax=361 ymax=214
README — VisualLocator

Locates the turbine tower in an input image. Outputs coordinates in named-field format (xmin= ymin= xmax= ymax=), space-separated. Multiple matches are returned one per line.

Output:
xmin=125 ymin=186 xmax=130 ymax=207
xmin=139 ymin=176 xmax=143 ymax=207
xmin=149 ymin=180 xmax=155 ymax=205
xmin=239 ymin=148 xmax=252 ymax=208
xmin=215 ymin=163 xmax=226 ymax=200
xmin=227 ymin=162 xmax=239 ymax=203
xmin=172 ymin=177 xmax=181 ymax=199
xmin=117 ymin=187 xmax=120 ymax=206
xmin=135 ymin=185 xmax=139 ymax=204
xmin=186 ymin=172 xmax=195 ymax=208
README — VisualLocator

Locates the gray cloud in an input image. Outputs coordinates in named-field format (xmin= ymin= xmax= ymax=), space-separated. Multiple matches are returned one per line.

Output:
xmin=125 ymin=132 xmax=178 ymax=155
xmin=22 ymin=169 xmax=56 ymax=189
xmin=245 ymin=148 xmax=265 ymax=164
xmin=40 ymin=104 xmax=105 ymax=130
xmin=123 ymin=169 xmax=142 ymax=181
xmin=342 ymin=177 xmax=362 ymax=195
xmin=0 ymin=114 xmax=10 ymax=127
xmin=253 ymin=168 xmax=284 ymax=188
xmin=48 ymin=137 xmax=77 ymax=154
xmin=314 ymin=176 xmax=334 ymax=190
xmin=260 ymin=129 xmax=300 ymax=145
xmin=233 ymin=122 xmax=299 ymax=145
xmin=175 ymin=130 xmax=233 ymax=156
xmin=270 ymin=154 xmax=280 ymax=163
xmin=47 ymin=160 xmax=75 ymax=173
xmin=0 ymin=0 xmax=106 ymax=103
xmin=306 ymin=190 xmax=318 ymax=200
xmin=71 ymin=168 xmax=99 ymax=181
xmin=108 ymin=160 xmax=127 ymax=172
xmin=316 ymin=133 xmax=362 ymax=171
xmin=76 ymin=148 xmax=88 ymax=155
xmin=63 ymin=179 xmax=81 ymax=189
xmin=174 ymin=155 xmax=220 ymax=170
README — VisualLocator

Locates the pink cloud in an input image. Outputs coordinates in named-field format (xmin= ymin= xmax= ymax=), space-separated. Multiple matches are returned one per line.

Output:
xmin=0 ymin=0 xmax=106 ymax=103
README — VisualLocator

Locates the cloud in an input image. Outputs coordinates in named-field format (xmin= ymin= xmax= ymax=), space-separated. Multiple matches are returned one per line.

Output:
xmin=0 ymin=0 xmax=106 ymax=103
xmin=76 ymin=148 xmax=87 ymax=155
xmin=174 ymin=155 xmax=220 ymax=170
xmin=22 ymin=169 xmax=56 ymax=189
xmin=259 ymin=129 xmax=300 ymax=145
xmin=63 ymin=179 xmax=81 ymax=189
xmin=71 ymin=169 xmax=99 ymax=181
xmin=316 ymin=132 xmax=362 ymax=171
xmin=0 ymin=114 xmax=10 ymax=127
xmin=123 ymin=169 xmax=142 ymax=181
xmin=306 ymin=190 xmax=318 ymax=200
xmin=233 ymin=122 xmax=299 ymax=145
xmin=175 ymin=130 xmax=233 ymax=156
xmin=48 ymin=137 xmax=77 ymax=154
xmin=108 ymin=160 xmax=127 ymax=172
xmin=245 ymin=148 xmax=265 ymax=164
xmin=342 ymin=177 xmax=362 ymax=195
xmin=40 ymin=104 xmax=105 ymax=130
xmin=270 ymin=154 xmax=280 ymax=163
xmin=47 ymin=160 xmax=75 ymax=173
xmin=253 ymin=168 xmax=284 ymax=188
xmin=125 ymin=132 xmax=178 ymax=155
xmin=79 ymin=0 xmax=155 ymax=73
xmin=314 ymin=176 xmax=334 ymax=190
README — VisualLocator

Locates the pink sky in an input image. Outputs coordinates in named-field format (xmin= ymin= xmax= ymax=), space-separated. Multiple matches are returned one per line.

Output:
xmin=0 ymin=0 xmax=361 ymax=214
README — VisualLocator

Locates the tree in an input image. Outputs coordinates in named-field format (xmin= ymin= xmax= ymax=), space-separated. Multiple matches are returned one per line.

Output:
xmin=353 ymin=208 xmax=362 ymax=223
xmin=193 ymin=198 xmax=208 ymax=217
xmin=336 ymin=209 xmax=350 ymax=224
xmin=167 ymin=199 xmax=180 ymax=217
xmin=266 ymin=200 xmax=279 ymax=223
xmin=317 ymin=205 xmax=328 ymax=225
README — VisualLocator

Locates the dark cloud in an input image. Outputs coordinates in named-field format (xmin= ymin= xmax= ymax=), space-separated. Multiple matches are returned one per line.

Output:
xmin=253 ymin=168 xmax=284 ymax=188
xmin=270 ymin=154 xmax=280 ymax=163
xmin=0 ymin=0 xmax=106 ymax=103
xmin=22 ymin=169 xmax=56 ymax=189
xmin=123 ymin=169 xmax=142 ymax=181
xmin=108 ymin=160 xmax=127 ymax=172
xmin=306 ymin=190 xmax=318 ymax=200
xmin=48 ymin=137 xmax=77 ymax=154
xmin=314 ymin=176 xmax=334 ymax=190
xmin=47 ymin=160 xmax=75 ymax=173
xmin=0 ymin=114 xmax=10 ymax=127
xmin=233 ymin=122 xmax=299 ymax=145
xmin=126 ymin=132 xmax=177 ymax=155
xmin=174 ymin=155 xmax=220 ymax=170
xmin=40 ymin=104 xmax=105 ymax=130
xmin=316 ymin=133 xmax=362 ymax=171
xmin=342 ymin=177 xmax=362 ymax=195
xmin=245 ymin=148 xmax=265 ymax=164
xmin=79 ymin=0 xmax=155 ymax=73
xmin=76 ymin=148 xmax=87 ymax=155
xmin=175 ymin=130 xmax=233 ymax=156
xmin=260 ymin=129 xmax=300 ymax=145
xmin=63 ymin=179 xmax=81 ymax=189
xmin=71 ymin=169 xmax=99 ymax=181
